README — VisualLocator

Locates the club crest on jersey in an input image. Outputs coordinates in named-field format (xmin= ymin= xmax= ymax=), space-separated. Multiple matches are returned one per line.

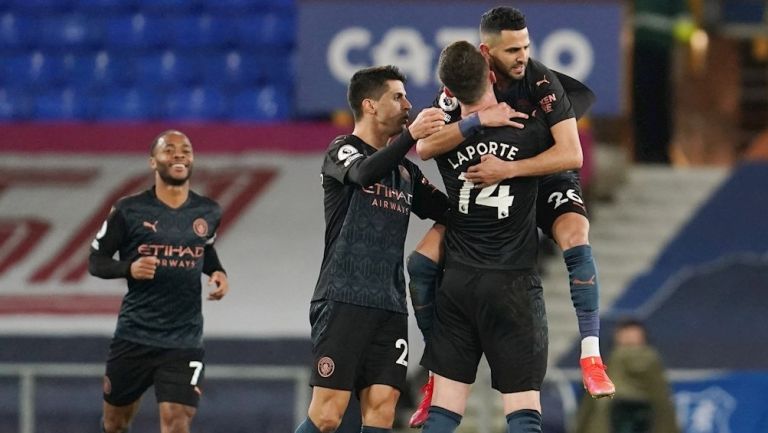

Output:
xmin=317 ymin=356 xmax=335 ymax=378
xmin=438 ymin=91 xmax=459 ymax=111
xmin=535 ymin=74 xmax=550 ymax=87
xmin=193 ymin=218 xmax=208 ymax=237
xmin=337 ymin=144 xmax=363 ymax=167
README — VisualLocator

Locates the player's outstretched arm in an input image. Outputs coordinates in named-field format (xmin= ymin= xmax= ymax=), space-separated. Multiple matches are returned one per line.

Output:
xmin=415 ymin=102 xmax=526 ymax=160
xmin=465 ymin=117 xmax=583 ymax=187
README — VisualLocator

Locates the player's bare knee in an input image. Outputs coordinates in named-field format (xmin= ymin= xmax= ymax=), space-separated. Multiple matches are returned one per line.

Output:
xmin=553 ymin=215 xmax=590 ymax=250
xmin=361 ymin=389 xmax=398 ymax=426
xmin=310 ymin=411 xmax=344 ymax=433
xmin=102 ymin=417 xmax=131 ymax=433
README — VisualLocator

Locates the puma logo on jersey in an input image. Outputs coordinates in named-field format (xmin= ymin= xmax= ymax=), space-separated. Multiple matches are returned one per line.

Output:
xmin=535 ymin=75 xmax=550 ymax=87
xmin=143 ymin=220 xmax=158 ymax=232
xmin=572 ymin=275 xmax=595 ymax=286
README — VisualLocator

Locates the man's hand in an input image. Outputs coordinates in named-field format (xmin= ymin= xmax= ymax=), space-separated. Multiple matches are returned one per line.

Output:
xmin=207 ymin=271 xmax=229 ymax=301
xmin=477 ymin=103 xmax=528 ymax=129
xmin=408 ymin=107 xmax=446 ymax=140
xmin=465 ymin=154 xmax=516 ymax=188
xmin=130 ymin=256 xmax=159 ymax=280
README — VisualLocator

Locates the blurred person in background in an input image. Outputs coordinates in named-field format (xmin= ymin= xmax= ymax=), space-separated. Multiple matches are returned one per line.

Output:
xmin=408 ymin=6 xmax=613 ymax=427
xmin=574 ymin=318 xmax=680 ymax=433
xmin=89 ymin=130 xmax=230 ymax=433
xmin=632 ymin=0 xmax=694 ymax=163
xmin=294 ymin=65 xmax=449 ymax=433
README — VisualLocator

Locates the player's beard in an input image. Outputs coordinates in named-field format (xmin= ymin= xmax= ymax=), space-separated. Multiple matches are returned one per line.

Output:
xmin=157 ymin=163 xmax=192 ymax=186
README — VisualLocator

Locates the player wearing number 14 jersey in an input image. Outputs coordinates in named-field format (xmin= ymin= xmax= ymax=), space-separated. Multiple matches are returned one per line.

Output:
xmin=418 ymin=41 xmax=553 ymax=433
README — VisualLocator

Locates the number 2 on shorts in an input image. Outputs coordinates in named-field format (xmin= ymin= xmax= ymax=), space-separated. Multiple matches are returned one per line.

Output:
xmin=395 ymin=338 xmax=408 ymax=366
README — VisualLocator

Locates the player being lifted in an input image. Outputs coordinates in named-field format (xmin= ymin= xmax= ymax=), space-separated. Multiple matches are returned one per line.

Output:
xmin=407 ymin=6 xmax=615 ymax=428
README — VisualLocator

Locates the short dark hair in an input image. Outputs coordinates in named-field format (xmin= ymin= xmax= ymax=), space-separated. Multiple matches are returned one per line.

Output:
xmin=150 ymin=129 xmax=185 ymax=155
xmin=347 ymin=65 xmax=407 ymax=121
xmin=438 ymin=41 xmax=489 ymax=105
xmin=480 ymin=6 xmax=527 ymax=37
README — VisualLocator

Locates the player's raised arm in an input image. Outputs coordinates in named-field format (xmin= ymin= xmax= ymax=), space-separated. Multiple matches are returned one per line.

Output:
xmin=416 ymin=102 xmax=527 ymax=160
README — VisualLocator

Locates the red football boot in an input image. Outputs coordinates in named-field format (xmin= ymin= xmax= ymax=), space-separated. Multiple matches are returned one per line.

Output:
xmin=581 ymin=356 xmax=616 ymax=398
xmin=409 ymin=375 xmax=434 ymax=428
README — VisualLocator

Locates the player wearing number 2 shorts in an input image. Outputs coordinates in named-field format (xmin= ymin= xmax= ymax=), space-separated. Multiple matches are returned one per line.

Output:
xmin=89 ymin=130 xmax=229 ymax=433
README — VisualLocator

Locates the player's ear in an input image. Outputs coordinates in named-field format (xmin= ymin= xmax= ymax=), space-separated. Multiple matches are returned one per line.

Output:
xmin=479 ymin=43 xmax=491 ymax=58
xmin=149 ymin=156 xmax=157 ymax=170
xmin=362 ymin=98 xmax=376 ymax=115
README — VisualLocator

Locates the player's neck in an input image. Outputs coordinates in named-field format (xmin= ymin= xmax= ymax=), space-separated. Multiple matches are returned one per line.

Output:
xmin=461 ymin=90 xmax=498 ymax=117
xmin=493 ymin=73 xmax=515 ymax=93
xmin=155 ymin=182 xmax=190 ymax=208
xmin=352 ymin=123 xmax=389 ymax=150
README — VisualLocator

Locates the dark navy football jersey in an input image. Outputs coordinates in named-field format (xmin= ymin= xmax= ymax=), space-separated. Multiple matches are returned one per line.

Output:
xmin=435 ymin=118 xmax=552 ymax=270
xmin=433 ymin=59 xmax=591 ymax=126
xmin=313 ymin=134 xmax=448 ymax=313
xmin=90 ymin=188 xmax=222 ymax=349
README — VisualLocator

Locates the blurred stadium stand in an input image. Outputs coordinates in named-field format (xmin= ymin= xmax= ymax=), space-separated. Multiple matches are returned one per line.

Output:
xmin=0 ymin=0 xmax=295 ymax=121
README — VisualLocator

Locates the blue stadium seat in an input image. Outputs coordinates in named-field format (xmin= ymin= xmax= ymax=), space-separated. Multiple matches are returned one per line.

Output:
xmin=236 ymin=12 xmax=295 ymax=48
xmin=103 ymin=14 xmax=169 ymax=49
xmin=8 ymin=0 xmax=73 ymax=14
xmin=0 ymin=13 xmax=40 ymax=49
xmin=38 ymin=14 xmax=102 ymax=49
xmin=71 ymin=50 xmax=137 ymax=89
xmin=169 ymin=14 xmax=237 ymax=48
xmin=251 ymin=51 xmax=294 ymax=86
xmin=203 ymin=0 xmax=260 ymax=14
xmin=0 ymin=51 xmax=70 ymax=89
xmin=136 ymin=50 xmax=202 ymax=87
xmin=133 ymin=0 xmax=198 ymax=13
xmin=165 ymin=86 xmax=228 ymax=119
xmin=203 ymin=50 xmax=253 ymax=88
xmin=0 ymin=87 xmax=34 ymax=120
xmin=98 ymin=87 xmax=159 ymax=119
xmin=33 ymin=87 xmax=90 ymax=120
xmin=75 ymin=0 xmax=136 ymax=13
xmin=228 ymin=84 xmax=291 ymax=121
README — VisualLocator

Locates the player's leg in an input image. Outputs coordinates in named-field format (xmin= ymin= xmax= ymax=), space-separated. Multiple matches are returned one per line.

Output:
xmin=101 ymin=338 xmax=156 ymax=433
xmin=359 ymin=385 xmax=400 ymax=431
xmin=421 ymin=374 xmax=470 ymax=433
xmin=157 ymin=402 xmax=196 ymax=433
xmin=420 ymin=266 xmax=483 ymax=433
xmin=406 ymin=223 xmax=444 ymax=428
xmin=102 ymin=401 xmax=141 ymax=433
xmin=357 ymin=309 xmax=409 ymax=432
xmin=408 ymin=223 xmax=444 ymax=341
xmin=153 ymin=347 xmax=205 ymax=433
xmin=299 ymin=387 xmax=352 ymax=433
xmin=538 ymin=173 xmax=614 ymax=398
xmin=297 ymin=301 xmax=377 ymax=432
xmin=482 ymin=272 xmax=547 ymax=433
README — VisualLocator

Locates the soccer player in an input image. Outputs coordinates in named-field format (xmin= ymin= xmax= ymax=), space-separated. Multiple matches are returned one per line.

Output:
xmin=408 ymin=7 xmax=614 ymax=426
xmin=89 ymin=130 xmax=229 ymax=433
xmin=294 ymin=65 xmax=450 ymax=433
xmin=419 ymin=40 xmax=556 ymax=433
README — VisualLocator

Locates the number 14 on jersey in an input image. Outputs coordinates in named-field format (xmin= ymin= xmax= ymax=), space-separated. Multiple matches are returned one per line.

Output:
xmin=457 ymin=173 xmax=514 ymax=219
